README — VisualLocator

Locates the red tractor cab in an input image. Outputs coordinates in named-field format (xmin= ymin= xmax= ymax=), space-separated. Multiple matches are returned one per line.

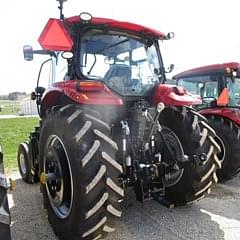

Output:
xmin=17 ymin=2 xmax=220 ymax=240
xmin=174 ymin=62 xmax=240 ymax=180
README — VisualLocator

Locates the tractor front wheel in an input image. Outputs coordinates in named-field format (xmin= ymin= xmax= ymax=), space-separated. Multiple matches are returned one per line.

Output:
xmin=17 ymin=142 xmax=35 ymax=184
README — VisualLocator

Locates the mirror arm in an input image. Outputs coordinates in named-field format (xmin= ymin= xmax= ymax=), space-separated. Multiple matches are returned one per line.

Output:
xmin=32 ymin=50 xmax=57 ymax=58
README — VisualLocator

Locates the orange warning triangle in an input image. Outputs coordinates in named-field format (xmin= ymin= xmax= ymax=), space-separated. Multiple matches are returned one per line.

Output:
xmin=38 ymin=18 xmax=73 ymax=51
xmin=217 ymin=88 xmax=229 ymax=106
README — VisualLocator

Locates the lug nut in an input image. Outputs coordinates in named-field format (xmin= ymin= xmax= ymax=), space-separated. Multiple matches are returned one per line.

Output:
xmin=199 ymin=153 xmax=207 ymax=162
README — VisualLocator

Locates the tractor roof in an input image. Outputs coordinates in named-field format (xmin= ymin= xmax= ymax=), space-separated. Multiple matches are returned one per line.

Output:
xmin=173 ymin=62 xmax=240 ymax=79
xmin=67 ymin=16 xmax=167 ymax=40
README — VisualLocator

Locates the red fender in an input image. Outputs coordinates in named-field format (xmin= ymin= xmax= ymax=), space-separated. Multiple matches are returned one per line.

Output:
xmin=41 ymin=80 xmax=123 ymax=113
xmin=40 ymin=87 xmax=64 ymax=114
xmin=153 ymin=84 xmax=202 ymax=107
xmin=200 ymin=108 xmax=240 ymax=125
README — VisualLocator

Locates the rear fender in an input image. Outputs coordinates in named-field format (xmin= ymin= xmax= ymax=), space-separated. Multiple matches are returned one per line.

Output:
xmin=200 ymin=108 xmax=240 ymax=125
xmin=40 ymin=87 xmax=64 ymax=115
xmin=41 ymin=80 xmax=123 ymax=114
xmin=153 ymin=84 xmax=202 ymax=107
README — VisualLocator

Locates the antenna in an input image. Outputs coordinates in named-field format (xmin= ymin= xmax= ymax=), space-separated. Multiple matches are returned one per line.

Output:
xmin=56 ymin=0 xmax=68 ymax=20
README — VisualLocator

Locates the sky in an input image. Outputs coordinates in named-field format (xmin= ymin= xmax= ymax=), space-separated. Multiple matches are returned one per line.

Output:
xmin=1 ymin=0 xmax=240 ymax=94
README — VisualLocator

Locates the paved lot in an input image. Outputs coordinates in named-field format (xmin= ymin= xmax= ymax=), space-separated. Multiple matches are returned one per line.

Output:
xmin=8 ymin=173 xmax=240 ymax=240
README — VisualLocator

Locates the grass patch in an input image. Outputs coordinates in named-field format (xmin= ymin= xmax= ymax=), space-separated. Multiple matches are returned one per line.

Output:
xmin=0 ymin=117 xmax=39 ymax=173
xmin=0 ymin=101 xmax=20 ymax=115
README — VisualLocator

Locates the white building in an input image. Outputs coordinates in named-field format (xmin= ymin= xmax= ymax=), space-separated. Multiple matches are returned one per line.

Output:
xmin=19 ymin=96 xmax=38 ymax=115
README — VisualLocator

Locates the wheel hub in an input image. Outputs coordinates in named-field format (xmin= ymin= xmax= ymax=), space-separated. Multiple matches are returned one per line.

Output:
xmin=160 ymin=127 xmax=185 ymax=187
xmin=19 ymin=153 xmax=27 ymax=175
xmin=44 ymin=135 xmax=73 ymax=219
xmin=45 ymin=148 xmax=64 ymax=207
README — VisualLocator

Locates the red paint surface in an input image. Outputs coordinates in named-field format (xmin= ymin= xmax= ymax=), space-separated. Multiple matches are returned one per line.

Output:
xmin=153 ymin=84 xmax=202 ymax=106
xmin=42 ymin=80 xmax=123 ymax=108
xmin=174 ymin=62 xmax=240 ymax=79
xmin=38 ymin=18 xmax=73 ymax=51
xmin=67 ymin=16 xmax=166 ymax=39
xmin=200 ymin=108 xmax=240 ymax=125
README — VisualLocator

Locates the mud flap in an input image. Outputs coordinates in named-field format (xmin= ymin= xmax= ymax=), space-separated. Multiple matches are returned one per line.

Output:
xmin=0 ymin=145 xmax=11 ymax=240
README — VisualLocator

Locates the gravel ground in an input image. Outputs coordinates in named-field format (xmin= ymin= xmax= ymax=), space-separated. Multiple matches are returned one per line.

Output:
xmin=8 ymin=173 xmax=240 ymax=240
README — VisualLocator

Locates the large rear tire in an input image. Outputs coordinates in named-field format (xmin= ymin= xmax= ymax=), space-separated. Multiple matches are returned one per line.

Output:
xmin=206 ymin=115 xmax=240 ymax=180
xmin=39 ymin=104 xmax=124 ymax=240
xmin=158 ymin=106 xmax=221 ymax=205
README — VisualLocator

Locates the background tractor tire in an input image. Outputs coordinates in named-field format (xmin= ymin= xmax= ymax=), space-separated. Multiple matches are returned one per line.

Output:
xmin=17 ymin=142 xmax=35 ymax=184
xmin=159 ymin=106 xmax=220 ymax=205
xmin=206 ymin=115 xmax=240 ymax=181
xmin=39 ymin=104 xmax=124 ymax=240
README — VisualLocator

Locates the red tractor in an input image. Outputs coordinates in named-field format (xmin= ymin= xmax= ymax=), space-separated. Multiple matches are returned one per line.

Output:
xmin=17 ymin=1 xmax=220 ymax=239
xmin=174 ymin=62 xmax=240 ymax=181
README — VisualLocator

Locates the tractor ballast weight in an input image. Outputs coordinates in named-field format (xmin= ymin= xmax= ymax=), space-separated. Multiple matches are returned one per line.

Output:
xmin=0 ymin=145 xmax=12 ymax=240
xmin=18 ymin=2 xmax=220 ymax=239
xmin=174 ymin=62 xmax=240 ymax=180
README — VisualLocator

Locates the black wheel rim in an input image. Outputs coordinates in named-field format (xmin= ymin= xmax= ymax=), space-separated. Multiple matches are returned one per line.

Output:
xmin=158 ymin=127 xmax=185 ymax=187
xmin=44 ymin=135 xmax=73 ymax=219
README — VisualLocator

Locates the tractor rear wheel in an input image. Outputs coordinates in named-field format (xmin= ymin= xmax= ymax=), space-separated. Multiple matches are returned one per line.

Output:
xmin=207 ymin=115 xmax=240 ymax=180
xmin=39 ymin=104 xmax=124 ymax=240
xmin=159 ymin=106 xmax=220 ymax=205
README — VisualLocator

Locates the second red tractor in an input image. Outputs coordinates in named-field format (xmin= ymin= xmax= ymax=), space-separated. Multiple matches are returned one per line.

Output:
xmin=174 ymin=62 xmax=240 ymax=180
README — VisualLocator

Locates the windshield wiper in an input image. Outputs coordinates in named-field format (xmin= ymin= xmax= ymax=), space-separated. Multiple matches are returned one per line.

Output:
xmin=87 ymin=54 xmax=96 ymax=75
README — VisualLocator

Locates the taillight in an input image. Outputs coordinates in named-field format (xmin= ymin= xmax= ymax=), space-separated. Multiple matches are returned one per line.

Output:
xmin=77 ymin=81 xmax=105 ymax=92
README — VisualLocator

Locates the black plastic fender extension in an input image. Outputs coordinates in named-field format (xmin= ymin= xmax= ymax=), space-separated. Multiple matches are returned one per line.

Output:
xmin=0 ymin=145 xmax=11 ymax=240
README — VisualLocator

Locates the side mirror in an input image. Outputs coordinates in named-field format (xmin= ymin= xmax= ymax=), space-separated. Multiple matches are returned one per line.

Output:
xmin=23 ymin=45 xmax=33 ymax=61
